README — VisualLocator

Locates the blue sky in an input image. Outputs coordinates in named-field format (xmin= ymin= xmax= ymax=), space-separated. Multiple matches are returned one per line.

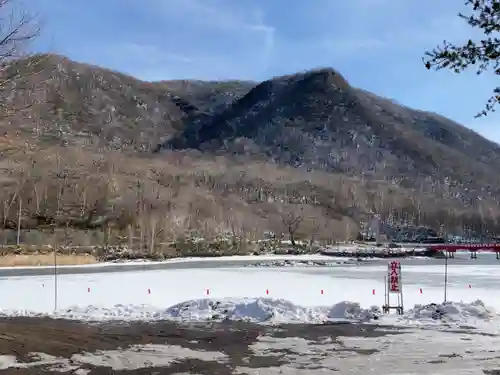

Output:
xmin=29 ymin=0 xmax=499 ymax=142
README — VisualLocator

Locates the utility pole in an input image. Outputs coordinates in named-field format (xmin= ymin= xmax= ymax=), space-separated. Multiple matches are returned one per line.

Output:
xmin=54 ymin=243 xmax=58 ymax=311
xmin=444 ymin=252 xmax=448 ymax=303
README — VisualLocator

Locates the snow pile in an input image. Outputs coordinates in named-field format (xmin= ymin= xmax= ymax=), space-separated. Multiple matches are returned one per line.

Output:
xmin=0 ymin=308 xmax=45 ymax=319
xmin=165 ymin=298 xmax=330 ymax=324
xmin=0 ymin=298 xmax=379 ymax=324
xmin=54 ymin=304 xmax=167 ymax=321
xmin=404 ymin=300 xmax=497 ymax=324
xmin=0 ymin=298 xmax=497 ymax=327
xmin=0 ymin=305 xmax=161 ymax=321
xmin=327 ymin=301 xmax=381 ymax=322
xmin=55 ymin=298 xmax=381 ymax=323
xmin=243 ymin=259 xmax=361 ymax=268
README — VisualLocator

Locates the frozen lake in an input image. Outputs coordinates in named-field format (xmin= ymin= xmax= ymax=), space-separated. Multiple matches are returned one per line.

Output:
xmin=0 ymin=253 xmax=499 ymax=326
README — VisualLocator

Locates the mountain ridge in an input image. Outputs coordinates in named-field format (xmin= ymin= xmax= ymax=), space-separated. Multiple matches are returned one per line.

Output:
xmin=0 ymin=53 xmax=498 ymax=248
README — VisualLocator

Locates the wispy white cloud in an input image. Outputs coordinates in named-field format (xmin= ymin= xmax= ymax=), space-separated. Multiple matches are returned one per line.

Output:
xmin=32 ymin=0 xmax=275 ymax=80
xmin=126 ymin=0 xmax=276 ymax=80
xmin=303 ymin=0 xmax=470 ymax=56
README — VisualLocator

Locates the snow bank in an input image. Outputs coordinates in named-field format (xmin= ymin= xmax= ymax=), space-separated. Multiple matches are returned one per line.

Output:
xmin=327 ymin=301 xmax=381 ymax=322
xmin=243 ymin=259 xmax=360 ymax=268
xmin=0 ymin=298 xmax=378 ymax=324
xmin=0 ymin=298 xmax=496 ymax=327
xmin=166 ymin=298 xmax=380 ymax=323
xmin=166 ymin=298 xmax=330 ymax=324
xmin=405 ymin=299 xmax=497 ymax=324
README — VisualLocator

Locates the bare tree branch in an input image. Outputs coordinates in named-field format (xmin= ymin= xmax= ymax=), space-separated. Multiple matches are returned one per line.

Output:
xmin=0 ymin=0 xmax=43 ymax=119
xmin=423 ymin=0 xmax=500 ymax=117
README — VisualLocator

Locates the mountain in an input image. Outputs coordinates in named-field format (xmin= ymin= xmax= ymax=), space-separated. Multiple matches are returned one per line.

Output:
xmin=0 ymin=54 xmax=498 ymax=253
xmin=0 ymin=54 xmax=189 ymax=150
xmin=166 ymin=68 xmax=500 ymax=205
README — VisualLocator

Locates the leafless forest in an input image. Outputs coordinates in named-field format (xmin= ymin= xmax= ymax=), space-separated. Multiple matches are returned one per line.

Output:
xmin=0 ymin=143 xmax=496 ymax=255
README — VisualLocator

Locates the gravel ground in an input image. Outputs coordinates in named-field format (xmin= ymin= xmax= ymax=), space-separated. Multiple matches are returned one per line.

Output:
xmin=0 ymin=318 xmax=499 ymax=374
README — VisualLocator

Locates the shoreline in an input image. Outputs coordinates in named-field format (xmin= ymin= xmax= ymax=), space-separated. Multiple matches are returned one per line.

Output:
xmin=0 ymin=253 xmax=353 ymax=276
xmin=0 ymin=248 xmax=491 ymax=277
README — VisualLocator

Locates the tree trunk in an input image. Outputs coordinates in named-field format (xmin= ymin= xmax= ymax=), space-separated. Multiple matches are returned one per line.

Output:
xmin=289 ymin=229 xmax=296 ymax=246
xmin=150 ymin=222 xmax=156 ymax=254
xmin=128 ymin=224 xmax=133 ymax=250
xmin=16 ymin=197 xmax=22 ymax=246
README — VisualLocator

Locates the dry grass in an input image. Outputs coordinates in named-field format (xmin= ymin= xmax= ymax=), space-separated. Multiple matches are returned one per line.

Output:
xmin=0 ymin=254 xmax=97 ymax=267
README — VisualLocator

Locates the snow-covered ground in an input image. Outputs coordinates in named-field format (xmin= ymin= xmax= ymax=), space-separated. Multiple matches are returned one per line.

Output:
xmin=0 ymin=255 xmax=500 ymax=331
xmin=239 ymin=329 xmax=500 ymax=374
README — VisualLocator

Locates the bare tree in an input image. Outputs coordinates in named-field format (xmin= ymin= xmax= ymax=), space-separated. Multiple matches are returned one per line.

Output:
xmin=301 ymin=215 xmax=322 ymax=250
xmin=0 ymin=0 xmax=41 ymax=118
xmin=148 ymin=214 xmax=164 ymax=254
xmin=279 ymin=207 xmax=303 ymax=247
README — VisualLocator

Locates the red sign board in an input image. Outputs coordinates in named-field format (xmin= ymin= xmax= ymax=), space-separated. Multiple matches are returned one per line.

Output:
xmin=388 ymin=261 xmax=401 ymax=293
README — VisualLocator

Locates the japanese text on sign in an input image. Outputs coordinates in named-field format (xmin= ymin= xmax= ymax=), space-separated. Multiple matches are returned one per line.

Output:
xmin=388 ymin=261 xmax=401 ymax=293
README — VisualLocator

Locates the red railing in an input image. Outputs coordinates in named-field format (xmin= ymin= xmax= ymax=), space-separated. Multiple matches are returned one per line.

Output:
xmin=429 ymin=243 xmax=500 ymax=252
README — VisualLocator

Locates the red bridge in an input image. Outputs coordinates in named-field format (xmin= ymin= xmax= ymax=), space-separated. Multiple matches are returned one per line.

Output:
xmin=427 ymin=243 xmax=500 ymax=259
xmin=428 ymin=243 xmax=500 ymax=252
